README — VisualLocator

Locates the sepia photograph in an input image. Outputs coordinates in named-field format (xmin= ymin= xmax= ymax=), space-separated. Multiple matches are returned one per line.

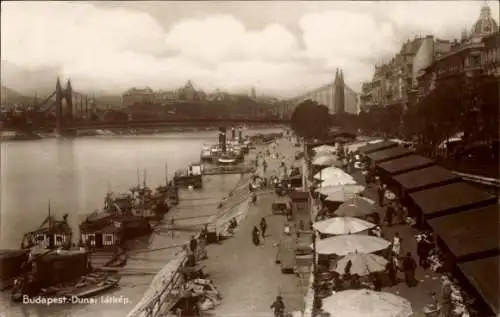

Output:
xmin=0 ymin=1 xmax=499 ymax=317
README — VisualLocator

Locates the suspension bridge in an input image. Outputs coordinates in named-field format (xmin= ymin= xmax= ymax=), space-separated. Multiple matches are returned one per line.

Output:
xmin=19 ymin=79 xmax=290 ymax=135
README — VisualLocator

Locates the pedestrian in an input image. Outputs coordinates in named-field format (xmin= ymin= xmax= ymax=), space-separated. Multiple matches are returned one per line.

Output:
xmin=270 ymin=295 xmax=285 ymax=317
xmin=252 ymin=226 xmax=260 ymax=246
xmin=260 ymin=217 xmax=267 ymax=238
xmin=385 ymin=203 xmax=395 ymax=227
xmin=386 ymin=257 xmax=398 ymax=286
xmin=189 ymin=235 xmax=198 ymax=254
xmin=392 ymin=232 xmax=402 ymax=258
xmin=371 ymin=273 xmax=382 ymax=291
xmin=377 ymin=183 xmax=385 ymax=206
xmin=416 ymin=236 xmax=426 ymax=268
xmin=402 ymin=252 xmax=417 ymax=287
xmin=440 ymin=275 xmax=453 ymax=317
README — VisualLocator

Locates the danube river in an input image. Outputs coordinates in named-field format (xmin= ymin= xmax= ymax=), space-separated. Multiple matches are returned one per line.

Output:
xmin=0 ymin=127 xmax=281 ymax=317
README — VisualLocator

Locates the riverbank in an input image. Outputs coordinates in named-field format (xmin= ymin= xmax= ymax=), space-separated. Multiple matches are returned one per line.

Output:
xmin=0 ymin=129 xmax=283 ymax=317
xmin=1 ymin=124 xmax=285 ymax=141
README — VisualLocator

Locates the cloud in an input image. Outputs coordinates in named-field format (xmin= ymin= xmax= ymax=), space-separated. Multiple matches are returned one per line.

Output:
xmin=1 ymin=1 xmax=498 ymax=98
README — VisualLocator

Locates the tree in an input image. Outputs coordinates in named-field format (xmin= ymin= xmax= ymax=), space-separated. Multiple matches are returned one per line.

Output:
xmin=290 ymin=99 xmax=331 ymax=140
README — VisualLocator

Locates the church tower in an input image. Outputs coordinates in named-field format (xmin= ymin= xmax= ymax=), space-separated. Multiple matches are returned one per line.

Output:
xmin=334 ymin=69 xmax=346 ymax=114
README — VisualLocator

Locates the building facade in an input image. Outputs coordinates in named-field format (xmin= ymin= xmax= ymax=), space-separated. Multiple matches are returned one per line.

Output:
xmin=481 ymin=31 xmax=500 ymax=76
xmin=289 ymin=69 xmax=358 ymax=115
xmin=416 ymin=4 xmax=498 ymax=98
xmin=122 ymin=87 xmax=155 ymax=108
xmin=359 ymin=35 xmax=453 ymax=112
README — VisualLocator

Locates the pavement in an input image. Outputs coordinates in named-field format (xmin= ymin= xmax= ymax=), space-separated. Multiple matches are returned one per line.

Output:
xmin=202 ymin=136 xmax=308 ymax=317
xmin=349 ymin=169 xmax=443 ymax=317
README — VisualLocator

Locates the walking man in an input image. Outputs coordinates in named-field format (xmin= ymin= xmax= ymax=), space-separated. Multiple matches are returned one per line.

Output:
xmin=260 ymin=217 xmax=267 ymax=239
xmin=252 ymin=226 xmax=260 ymax=246
xmin=385 ymin=203 xmax=395 ymax=227
xmin=402 ymin=252 xmax=417 ymax=287
xmin=270 ymin=295 xmax=285 ymax=317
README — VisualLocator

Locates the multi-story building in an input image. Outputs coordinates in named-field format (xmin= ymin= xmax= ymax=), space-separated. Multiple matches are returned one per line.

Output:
xmin=122 ymin=87 xmax=155 ymax=108
xmin=416 ymin=4 xmax=498 ymax=97
xmin=288 ymin=69 xmax=359 ymax=115
xmin=481 ymin=31 xmax=500 ymax=76
xmin=360 ymin=35 xmax=452 ymax=111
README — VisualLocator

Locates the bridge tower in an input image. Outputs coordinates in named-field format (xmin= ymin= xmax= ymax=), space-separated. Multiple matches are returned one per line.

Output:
xmin=55 ymin=78 xmax=74 ymax=135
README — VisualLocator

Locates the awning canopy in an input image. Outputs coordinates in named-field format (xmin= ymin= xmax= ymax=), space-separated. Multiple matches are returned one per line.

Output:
xmin=366 ymin=146 xmax=413 ymax=163
xmin=458 ymin=255 xmax=500 ymax=315
xmin=358 ymin=141 xmax=398 ymax=154
xmin=409 ymin=182 xmax=497 ymax=218
xmin=427 ymin=204 xmax=500 ymax=260
xmin=393 ymin=165 xmax=461 ymax=192
xmin=377 ymin=155 xmax=434 ymax=175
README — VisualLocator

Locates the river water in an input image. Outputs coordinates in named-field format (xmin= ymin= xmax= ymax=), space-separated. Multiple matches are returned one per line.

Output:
xmin=0 ymin=127 xmax=281 ymax=317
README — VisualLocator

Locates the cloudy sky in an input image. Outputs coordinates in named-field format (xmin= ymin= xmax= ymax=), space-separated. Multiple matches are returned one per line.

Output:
xmin=1 ymin=1 xmax=498 ymax=98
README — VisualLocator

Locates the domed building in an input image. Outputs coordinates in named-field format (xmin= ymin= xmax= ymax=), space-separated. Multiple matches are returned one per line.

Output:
xmin=470 ymin=4 xmax=498 ymax=42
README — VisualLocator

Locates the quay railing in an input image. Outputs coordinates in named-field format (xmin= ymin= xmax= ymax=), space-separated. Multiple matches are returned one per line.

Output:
xmin=126 ymin=234 xmax=207 ymax=317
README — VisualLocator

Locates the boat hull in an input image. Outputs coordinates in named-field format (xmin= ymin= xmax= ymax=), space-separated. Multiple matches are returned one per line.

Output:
xmin=173 ymin=175 xmax=203 ymax=189
xmin=0 ymin=250 xmax=29 ymax=290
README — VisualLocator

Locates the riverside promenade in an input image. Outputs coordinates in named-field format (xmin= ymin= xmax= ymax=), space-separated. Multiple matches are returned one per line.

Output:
xmin=348 ymin=169 xmax=443 ymax=317
xmin=203 ymin=137 xmax=308 ymax=317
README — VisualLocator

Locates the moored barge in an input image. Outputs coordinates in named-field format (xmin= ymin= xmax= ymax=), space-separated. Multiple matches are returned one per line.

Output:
xmin=0 ymin=250 xmax=29 ymax=290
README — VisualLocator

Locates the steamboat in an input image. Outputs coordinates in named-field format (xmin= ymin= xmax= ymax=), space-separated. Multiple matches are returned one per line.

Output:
xmin=173 ymin=163 xmax=203 ymax=189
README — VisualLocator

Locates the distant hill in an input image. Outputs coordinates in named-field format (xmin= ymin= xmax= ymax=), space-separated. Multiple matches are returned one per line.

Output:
xmin=1 ymin=60 xmax=59 ymax=96
xmin=0 ymin=86 xmax=34 ymax=105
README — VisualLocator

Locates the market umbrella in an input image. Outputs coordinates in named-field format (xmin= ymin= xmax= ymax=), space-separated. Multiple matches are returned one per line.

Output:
xmin=313 ymin=167 xmax=346 ymax=181
xmin=334 ymin=252 xmax=388 ymax=276
xmin=313 ymin=235 xmax=390 ymax=256
xmin=313 ymin=144 xmax=336 ymax=154
xmin=322 ymin=289 xmax=413 ymax=317
xmin=312 ymin=155 xmax=337 ymax=166
xmin=313 ymin=217 xmax=375 ymax=235
xmin=334 ymin=197 xmax=376 ymax=218
xmin=317 ymin=184 xmax=365 ymax=199
xmin=321 ymin=177 xmax=357 ymax=187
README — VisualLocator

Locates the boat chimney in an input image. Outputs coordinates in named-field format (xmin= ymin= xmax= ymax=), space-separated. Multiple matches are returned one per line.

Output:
xmin=218 ymin=127 xmax=227 ymax=152
xmin=238 ymin=130 xmax=242 ymax=142
xmin=231 ymin=128 xmax=236 ymax=140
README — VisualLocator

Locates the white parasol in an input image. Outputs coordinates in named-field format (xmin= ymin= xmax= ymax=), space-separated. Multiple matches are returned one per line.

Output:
xmin=317 ymin=184 xmax=365 ymax=200
xmin=313 ymin=217 xmax=375 ymax=235
xmin=313 ymin=167 xmax=347 ymax=181
xmin=321 ymin=177 xmax=357 ymax=187
xmin=334 ymin=252 xmax=388 ymax=276
xmin=313 ymin=144 xmax=336 ymax=154
xmin=334 ymin=197 xmax=376 ymax=218
xmin=322 ymin=289 xmax=413 ymax=317
xmin=312 ymin=154 xmax=337 ymax=166
xmin=313 ymin=234 xmax=391 ymax=256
